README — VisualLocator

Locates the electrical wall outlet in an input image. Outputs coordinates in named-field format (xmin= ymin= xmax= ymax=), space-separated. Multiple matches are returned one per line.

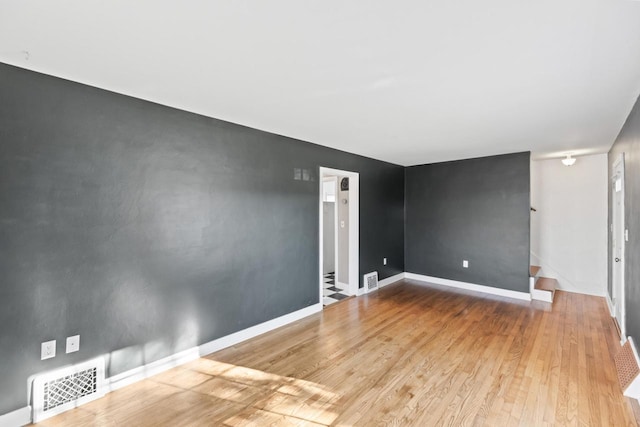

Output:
xmin=463 ymin=260 xmax=469 ymax=268
xmin=66 ymin=335 xmax=80 ymax=353
xmin=41 ymin=340 xmax=56 ymax=360
xmin=383 ymin=258 xmax=387 ymax=265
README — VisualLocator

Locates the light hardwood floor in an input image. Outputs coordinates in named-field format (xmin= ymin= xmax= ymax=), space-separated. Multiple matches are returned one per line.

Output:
xmin=34 ymin=280 xmax=639 ymax=426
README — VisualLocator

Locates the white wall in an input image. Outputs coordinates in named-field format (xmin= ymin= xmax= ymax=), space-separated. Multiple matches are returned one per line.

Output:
xmin=530 ymin=154 xmax=608 ymax=296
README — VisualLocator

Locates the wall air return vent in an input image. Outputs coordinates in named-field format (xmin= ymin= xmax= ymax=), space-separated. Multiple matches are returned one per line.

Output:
xmin=364 ymin=272 xmax=379 ymax=293
xmin=32 ymin=357 xmax=106 ymax=423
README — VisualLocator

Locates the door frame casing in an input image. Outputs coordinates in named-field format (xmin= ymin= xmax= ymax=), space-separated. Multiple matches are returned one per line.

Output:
xmin=611 ymin=153 xmax=626 ymax=342
xmin=321 ymin=176 xmax=339 ymax=278
xmin=319 ymin=167 xmax=360 ymax=301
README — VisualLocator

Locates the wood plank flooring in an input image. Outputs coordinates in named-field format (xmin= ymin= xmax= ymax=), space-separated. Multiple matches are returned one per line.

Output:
xmin=34 ymin=280 xmax=639 ymax=426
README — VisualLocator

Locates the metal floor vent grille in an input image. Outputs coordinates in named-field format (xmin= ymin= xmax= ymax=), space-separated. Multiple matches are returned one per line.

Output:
xmin=45 ymin=367 xmax=97 ymax=410
xmin=33 ymin=357 xmax=105 ymax=422
xmin=615 ymin=340 xmax=640 ymax=392
xmin=364 ymin=272 xmax=379 ymax=293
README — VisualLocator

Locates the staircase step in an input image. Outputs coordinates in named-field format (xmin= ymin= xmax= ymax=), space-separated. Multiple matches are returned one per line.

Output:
xmin=530 ymin=265 xmax=541 ymax=277
xmin=532 ymin=276 xmax=557 ymax=303
xmin=535 ymin=277 xmax=557 ymax=292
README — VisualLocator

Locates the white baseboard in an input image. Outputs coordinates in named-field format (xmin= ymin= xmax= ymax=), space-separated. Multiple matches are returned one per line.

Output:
xmin=606 ymin=292 xmax=615 ymax=317
xmin=198 ymin=303 xmax=321 ymax=356
xmin=378 ymin=273 xmax=405 ymax=288
xmin=405 ymin=272 xmax=532 ymax=302
xmin=108 ymin=302 xmax=321 ymax=391
xmin=554 ymin=285 xmax=606 ymax=298
xmin=355 ymin=273 xmax=405 ymax=296
xmin=531 ymin=288 xmax=553 ymax=303
xmin=624 ymin=337 xmax=640 ymax=401
xmin=3 ymin=303 xmax=323 ymax=424
xmin=529 ymin=276 xmax=535 ymax=294
xmin=0 ymin=406 xmax=31 ymax=427
xmin=107 ymin=347 xmax=201 ymax=392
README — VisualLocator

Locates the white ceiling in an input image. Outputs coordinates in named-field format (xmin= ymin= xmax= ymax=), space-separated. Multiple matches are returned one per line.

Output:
xmin=2 ymin=1 xmax=640 ymax=166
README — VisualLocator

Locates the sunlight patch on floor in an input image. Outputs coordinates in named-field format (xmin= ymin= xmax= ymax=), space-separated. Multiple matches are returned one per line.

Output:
xmin=184 ymin=357 xmax=342 ymax=426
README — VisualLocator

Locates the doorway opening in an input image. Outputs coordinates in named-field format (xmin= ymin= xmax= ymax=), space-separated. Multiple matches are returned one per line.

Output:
xmin=612 ymin=153 xmax=626 ymax=342
xmin=319 ymin=167 xmax=359 ymax=306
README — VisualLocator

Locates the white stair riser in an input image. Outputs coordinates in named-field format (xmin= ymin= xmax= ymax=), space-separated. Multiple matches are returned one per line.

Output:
xmin=532 ymin=289 xmax=554 ymax=303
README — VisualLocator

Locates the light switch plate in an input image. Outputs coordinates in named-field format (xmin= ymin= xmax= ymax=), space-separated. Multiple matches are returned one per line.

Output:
xmin=463 ymin=260 xmax=469 ymax=268
xmin=66 ymin=335 xmax=80 ymax=353
xmin=41 ymin=340 xmax=56 ymax=360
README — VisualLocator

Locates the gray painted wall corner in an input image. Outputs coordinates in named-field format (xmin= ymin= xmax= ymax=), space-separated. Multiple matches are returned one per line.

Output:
xmin=404 ymin=152 xmax=531 ymax=293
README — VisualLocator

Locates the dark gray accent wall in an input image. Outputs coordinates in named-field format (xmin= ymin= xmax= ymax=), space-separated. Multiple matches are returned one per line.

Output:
xmin=0 ymin=63 xmax=404 ymax=415
xmin=405 ymin=152 xmax=531 ymax=292
xmin=608 ymin=94 xmax=640 ymax=342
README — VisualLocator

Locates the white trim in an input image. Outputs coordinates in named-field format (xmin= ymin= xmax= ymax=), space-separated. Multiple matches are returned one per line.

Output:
xmin=623 ymin=337 xmax=640 ymax=400
xmin=537 ymin=283 xmax=605 ymax=298
xmin=378 ymin=273 xmax=405 ymax=288
xmin=606 ymin=292 xmax=615 ymax=317
xmin=321 ymin=176 xmax=339 ymax=276
xmin=319 ymin=167 xmax=360 ymax=299
xmin=333 ymin=179 xmax=339 ymax=281
xmin=355 ymin=273 xmax=405 ymax=296
xmin=612 ymin=153 xmax=626 ymax=340
xmin=347 ymin=174 xmax=359 ymax=296
xmin=198 ymin=303 xmax=321 ymax=355
xmin=531 ymin=287 xmax=553 ymax=303
xmin=107 ymin=347 xmax=201 ymax=392
xmin=0 ymin=406 xmax=31 ymax=427
xmin=108 ymin=303 xmax=321 ymax=391
xmin=550 ymin=287 xmax=605 ymax=298
xmin=405 ymin=273 xmax=532 ymax=301
xmin=529 ymin=276 xmax=535 ymax=294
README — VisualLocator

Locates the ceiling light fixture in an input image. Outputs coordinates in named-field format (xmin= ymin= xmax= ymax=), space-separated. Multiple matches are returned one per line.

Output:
xmin=561 ymin=154 xmax=576 ymax=166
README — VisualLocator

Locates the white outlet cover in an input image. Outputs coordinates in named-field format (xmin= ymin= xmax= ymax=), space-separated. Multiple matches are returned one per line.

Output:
xmin=383 ymin=258 xmax=387 ymax=265
xmin=463 ymin=260 xmax=469 ymax=268
xmin=66 ymin=335 xmax=80 ymax=353
xmin=41 ymin=340 xmax=56 ymax=360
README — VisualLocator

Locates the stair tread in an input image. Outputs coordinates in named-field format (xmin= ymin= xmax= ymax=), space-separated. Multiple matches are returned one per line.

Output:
xmin=535 ymin=277 xmax=557 ymax=292
xmin=530 ymin=265 xmax=541 ymax=277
